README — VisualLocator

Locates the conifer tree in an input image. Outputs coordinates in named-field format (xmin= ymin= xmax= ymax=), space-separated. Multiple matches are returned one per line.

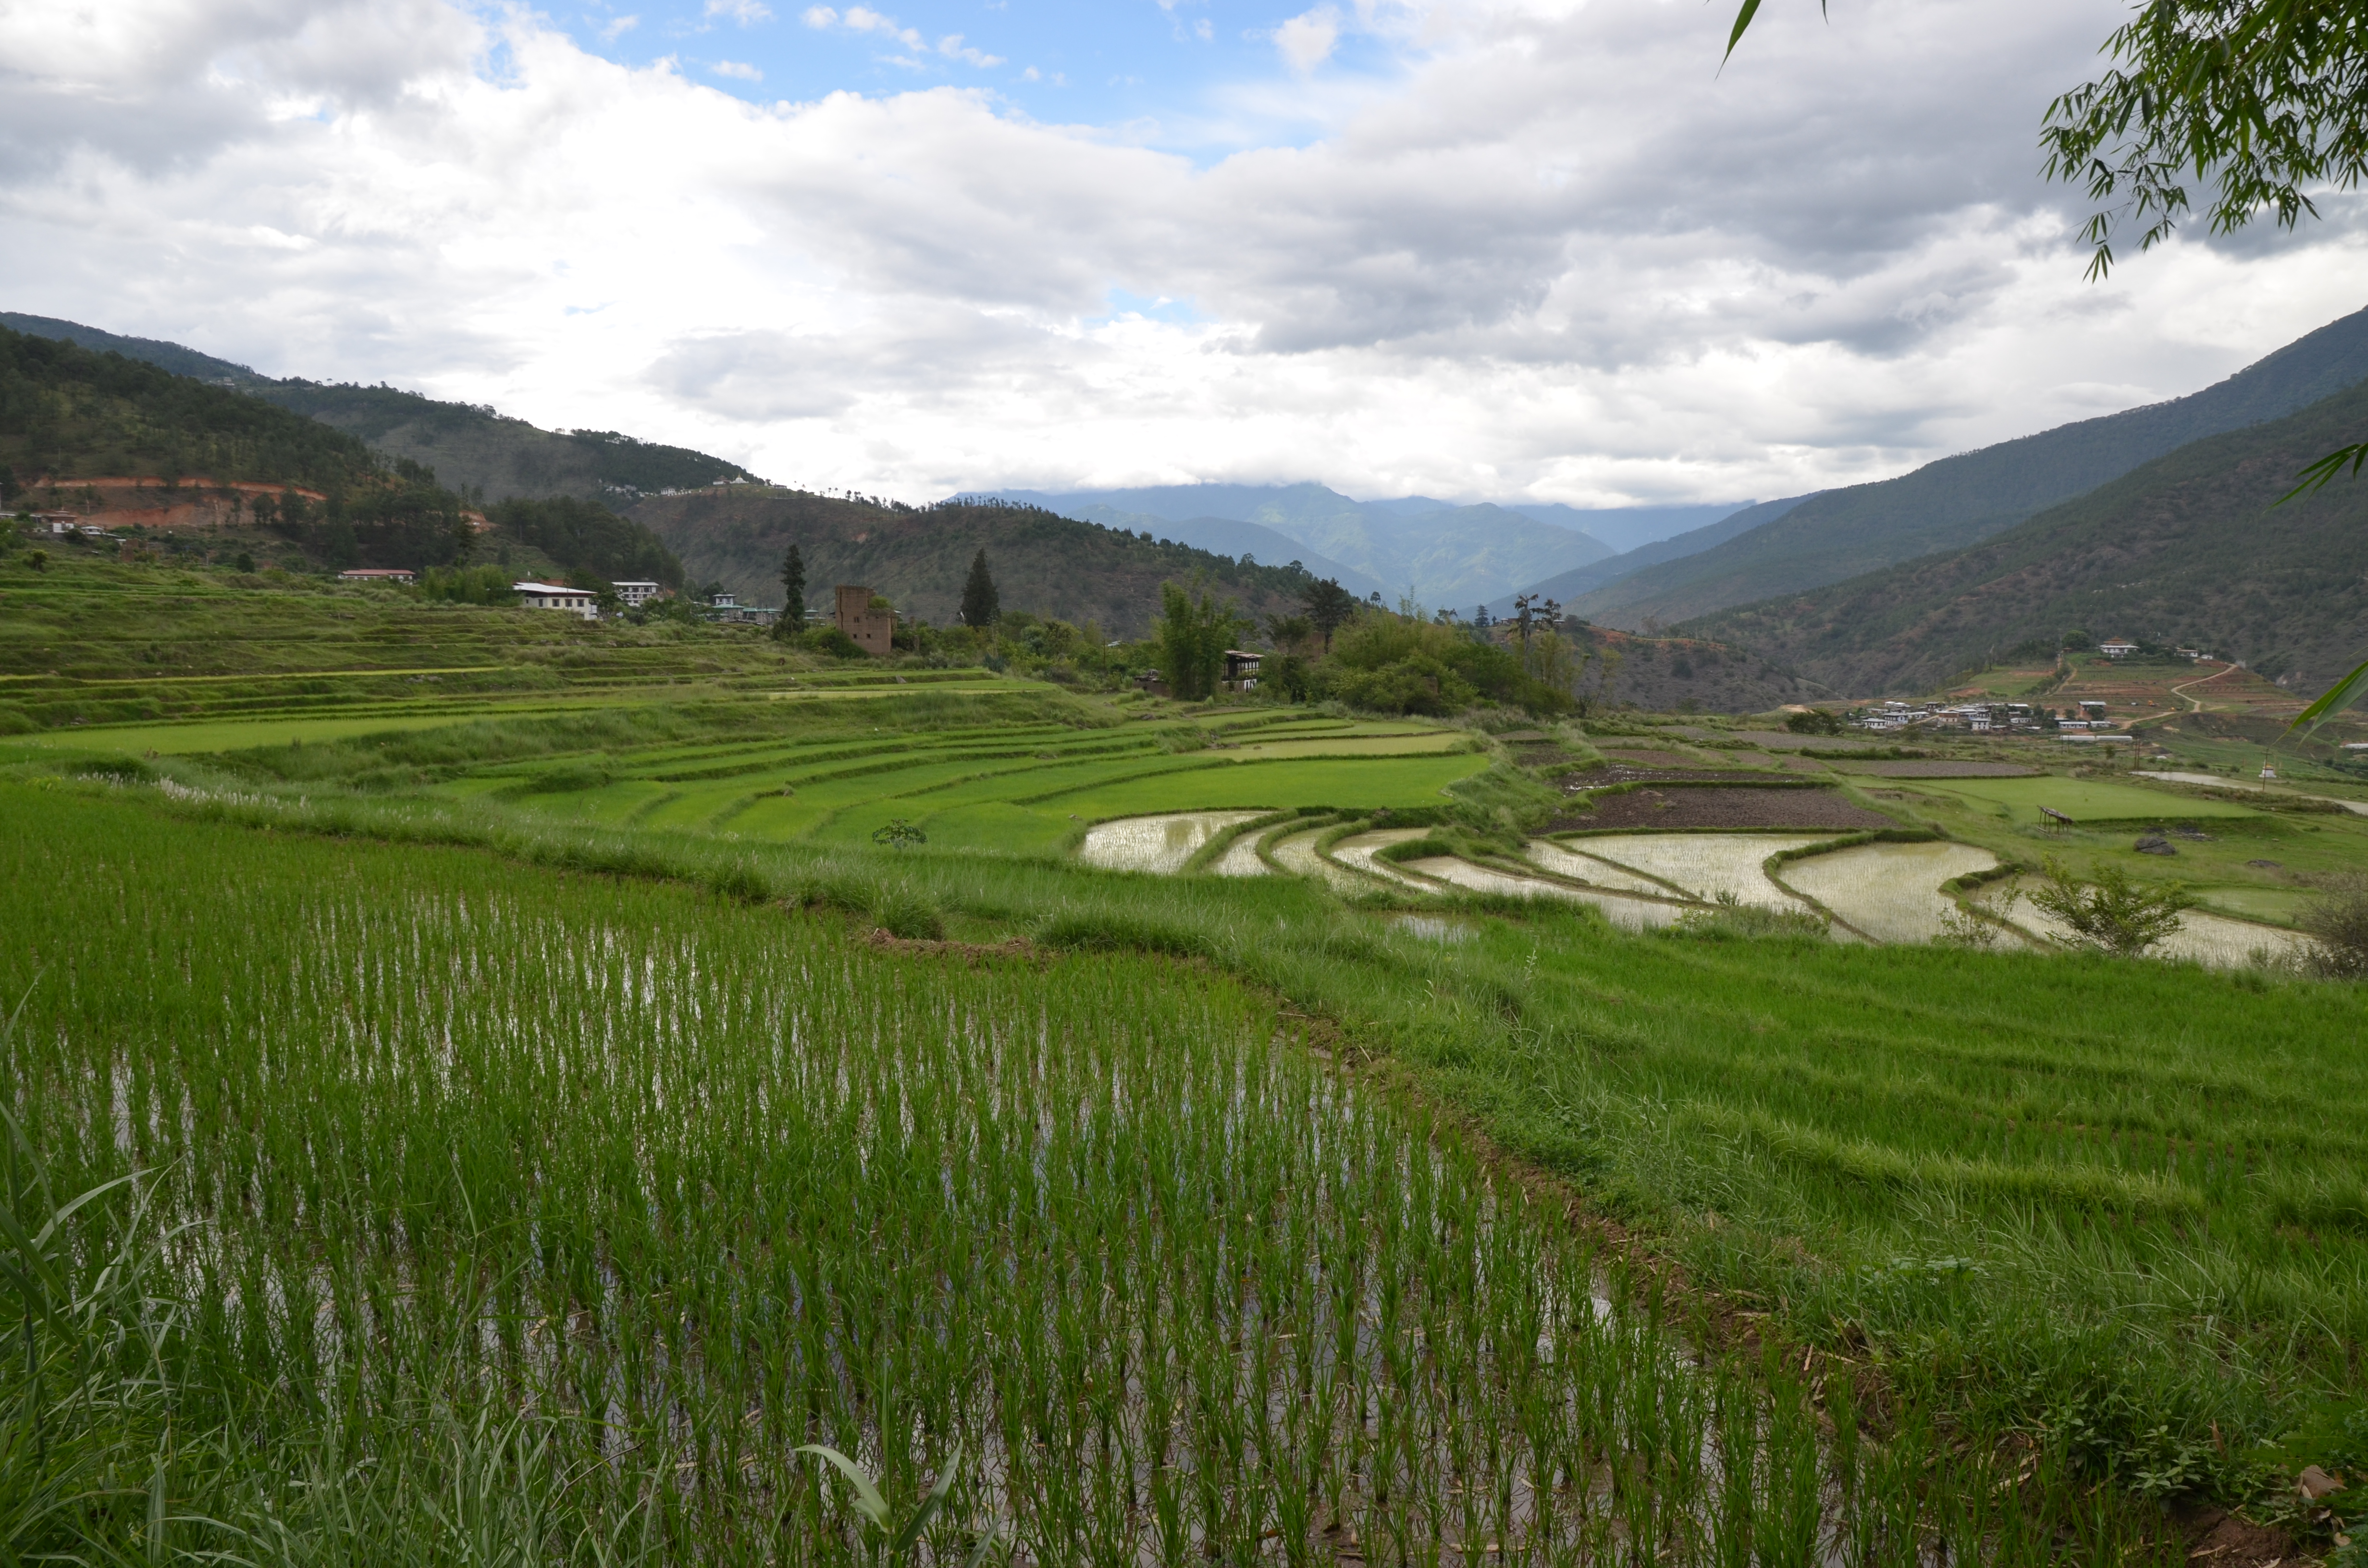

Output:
xmin=774 ymin=544 xmax=805 ymax=640
xmin=960 ymin=548 xmax=999 ymax=629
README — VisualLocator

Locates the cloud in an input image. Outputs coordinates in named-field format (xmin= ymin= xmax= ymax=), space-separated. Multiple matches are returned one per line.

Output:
xmin=0 ymin=0 xmax=2363 ymax=509
xmin=704 ymin=0 xmax=771 ymax=23
xmin=711 ymin=59 xmax=762 ymax=80
xmin=598 ymin=13 xmax=639 ymax=41
xmin=935 ymin=35 xmax=1003 ymax=68
xmin=1273 ymin=6 xmax=1341 ymax=73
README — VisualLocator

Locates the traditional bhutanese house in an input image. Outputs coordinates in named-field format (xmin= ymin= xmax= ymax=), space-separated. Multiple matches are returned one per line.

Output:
xmin=833 ymin=585 xmax=896 ymax=656
xmin=337 ymin=567 xmax=416 ymax=585
xmin=513 ymin=581 xmax=599 ymax=620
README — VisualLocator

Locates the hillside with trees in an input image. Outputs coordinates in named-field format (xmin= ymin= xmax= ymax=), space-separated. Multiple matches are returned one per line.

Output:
xmin=0 ymin=325 xmax=391 ymax=496
xmin=1685 ymin=376 xmax=2368 ymax=697
xmin=1568 ymin=303 xmax=2368 ymax=629
xmin=629 ymin=487 xmax=1339 ymax=636
xmin=0 ymin=313 xmax=760 ymax=504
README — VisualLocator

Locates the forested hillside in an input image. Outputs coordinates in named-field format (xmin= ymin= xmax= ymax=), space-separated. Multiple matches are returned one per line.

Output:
xmin=633 ymin=488 xmax=1333 ymax=634
xmin=1687 ymin=376 xmax=2368 ymax=696
xmin=1571 ymin=304 xmax=2368 ymax=628
xmin=0 ymin=313 xmax=760 ymax=504
xmin=0 ymin=325 xmax=386 ymax=495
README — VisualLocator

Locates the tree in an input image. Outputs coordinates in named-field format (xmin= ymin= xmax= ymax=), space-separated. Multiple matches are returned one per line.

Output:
xmin=960 ymin=548 xmax=999 ymax=629
xmin=1301 ymin=578 xmax=1357 ymax=654
xmin=775 ymin=544 xmax=806 ymax=640
xmin=1265 ymin=612 xmax=1314 ymax=655
xmin=1156 ymin=579 xmax=1248 ymax=701
xmin=2022 ymin=857 xmax=2194 ymax=957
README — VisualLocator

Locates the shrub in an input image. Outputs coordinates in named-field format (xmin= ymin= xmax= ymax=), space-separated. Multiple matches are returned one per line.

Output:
xmin=2023 ymin=857 xmax=2191 ymax=956
xmin=1782 ymin=708 xmax=1845 ymax=735
xmin=803 ymin=625 xmax=865 ymax=659
xmin=2298 ymin=874 xmax=2368 ymax=979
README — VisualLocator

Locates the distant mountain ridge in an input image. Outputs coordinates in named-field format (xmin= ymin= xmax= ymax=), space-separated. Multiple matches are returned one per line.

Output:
xmin=1683 ymin=375 xmax=2368 ymax=698
xmin=987 ymin=481 xmax=1751 ymax=610
xmin=0 ymin=312 xmax=761 ymax=504
xmin=1490 ymin=495 xmax=1815 ymax=617
xmin=1567 ymin=304 xmax=2368 ymax=630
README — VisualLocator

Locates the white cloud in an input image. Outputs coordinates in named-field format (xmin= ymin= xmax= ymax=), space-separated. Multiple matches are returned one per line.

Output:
xmin=704 ymin=0 xmax=771 ymax=24
xmin=598 ymin=13 xmax=639 ymax=41
xmin=712 ymin=59 xmax=762 ymax=80
xmin=0 ymin=0 xmax=2362 ymax=510
xmin=935 ymin=34 xmax=1004 ymax=68
xmin=1274 ymin=6 xmax=1341 ymax=73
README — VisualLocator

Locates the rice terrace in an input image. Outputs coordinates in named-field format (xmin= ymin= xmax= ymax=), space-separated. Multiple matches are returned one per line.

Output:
xmin=2 ymin=538 xmax=2366 ymax=1568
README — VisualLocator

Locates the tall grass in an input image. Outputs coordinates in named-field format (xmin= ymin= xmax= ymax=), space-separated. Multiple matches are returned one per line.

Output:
xmin=0 ymin=787 xmax=2187 ymax=1561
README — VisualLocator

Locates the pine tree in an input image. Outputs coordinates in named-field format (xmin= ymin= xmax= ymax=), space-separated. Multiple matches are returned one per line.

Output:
xmin=774 ymin=544 xmax=806 ymax=640
xmin=960 ymin=548 xmax=999 ymax=629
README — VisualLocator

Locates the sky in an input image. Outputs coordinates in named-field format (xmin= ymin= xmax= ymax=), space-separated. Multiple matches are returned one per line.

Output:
xmin=2 ymin=0 xmax=2364 ymax=508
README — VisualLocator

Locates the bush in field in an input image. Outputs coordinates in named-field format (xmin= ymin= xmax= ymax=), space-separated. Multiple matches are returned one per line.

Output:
xmin=803 ymin=625 xmax=865 ymax=659
xmin=1782 ymin=708 xmax=1845 ymax=735
xmin=1318 ymin=613 xmax=1570 ymax=718
xmin=2299 ymin=874 xmax=2368 ymax=979
xmin=2026 ymin=856 xmax=2192 ymax=956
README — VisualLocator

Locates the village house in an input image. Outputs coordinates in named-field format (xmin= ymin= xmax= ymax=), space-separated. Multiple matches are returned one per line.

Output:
xmin=833 ymin=585 xmax=896 ymax=656
xmin=613 ymin=580 xmax=661 ymax=609
xmin=1221 ymin=650 xmax=1262 ymax=692
xmin=337 ymin=567 xmax=415 ymax=585
xmin=2098 ymin=638 xmax=2138 ymax=658
xmin=513 ymin=581 xmax=599 ymax=620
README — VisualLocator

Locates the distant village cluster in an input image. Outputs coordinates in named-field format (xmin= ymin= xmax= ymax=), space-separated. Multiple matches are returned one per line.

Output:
xmin=1853 ymin=698 xmax=2133 ymax=739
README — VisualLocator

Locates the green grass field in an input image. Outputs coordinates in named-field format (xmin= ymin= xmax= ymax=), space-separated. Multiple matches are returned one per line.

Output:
xmin=7 ymin=563 xmax=2368 ymax=1561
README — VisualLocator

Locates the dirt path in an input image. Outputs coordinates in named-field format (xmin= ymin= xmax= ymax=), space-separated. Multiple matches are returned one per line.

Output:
xmin=2171 ymin=662 xmax=2240 ymax=712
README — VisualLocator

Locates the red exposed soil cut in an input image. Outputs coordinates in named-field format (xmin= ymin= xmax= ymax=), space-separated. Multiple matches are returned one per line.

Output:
xmin=1556 ymin=786 xmax=1900 ymax=831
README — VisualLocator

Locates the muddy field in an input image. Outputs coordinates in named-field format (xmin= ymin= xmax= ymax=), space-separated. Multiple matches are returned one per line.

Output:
xmin=1559 ymin=784 xmax=1899 ymax=831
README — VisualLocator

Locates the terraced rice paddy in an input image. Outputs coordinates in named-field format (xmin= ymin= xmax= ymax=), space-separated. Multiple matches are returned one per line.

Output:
xmin=1269 ymin=825 xmax=1361 ymax=890
xmin=1079 ymin=810 xmax=1267 ymax=872
xmin=1327 ymin=826 xmax=1434 ymax=886
xmin=1776 ymin=841 xmax=2002 ymax=943
xmin=1557 ymin=833 xmax=1830 ymax=909
xmin=1404 ymin=856 xmax=1684 ymax=929
xmin=8 ymin=785 xmax=2141 ymax=1565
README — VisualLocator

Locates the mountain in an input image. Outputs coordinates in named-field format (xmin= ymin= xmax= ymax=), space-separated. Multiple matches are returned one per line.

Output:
xmin=1567 ymin=304 xmax=2368 ymax=631
xmin=0 ymin=324 xmax=387 ymax=496
xmin=1489 ymin=494 xmax=1814 ymax=617
xmin=1040 ymin=502 xmax=1386 ymax=600
xmin=1500 ymin=501 xmax=1756 ymax=554
xmin=633 ymin=488 xmax=1336 ymax=637
xmin=1685 ymin=376 xmax=2368 ymax=698
xmin=987 ymin=482 xmax=1622 ymax=608
xmin=0 ymin=313 xmax=759 ymax=504
xmin=0 ymin=322 xmax=681 ymax=584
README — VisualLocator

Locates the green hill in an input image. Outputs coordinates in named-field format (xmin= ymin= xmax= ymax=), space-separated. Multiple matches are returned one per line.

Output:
xmin=1571 ymin=304 xmax=2368 ymax=630
xmin=633 ymin=487 xmax=1341 ymax=635
xmin=1685 ymin=376 xmax=2368 ymax=697
xmin=1 ymin=324 xmax=388 ymax=496
xmin=0 ymin=325 xmax=682 ymax=585
xmin=0 ymin=313 xmax=759 ymax=504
